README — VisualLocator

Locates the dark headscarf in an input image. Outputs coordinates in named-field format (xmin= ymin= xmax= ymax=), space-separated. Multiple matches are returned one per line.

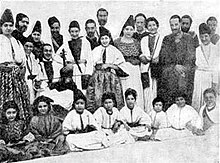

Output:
xmin=73 ymin=89 xmax=87 ymax=104
xmin=2 ymin=101 xmax=20 ymax=123
xmin=98 ymin=26 xmax=114 ymax=46
xmin=0 ymin=9 xmax=14 ymax=26
xmin=32 ymin=20 xmax=42 ymax=34
xmin=48 ymin=16 xmax=60 ymax=27
xmin=69 ymin=20 xmax=80 ymax=30
xmin=120 ymin=15 xmax=135 ymax=37
xmin=15 ymin=13 xmax=28 ymax=29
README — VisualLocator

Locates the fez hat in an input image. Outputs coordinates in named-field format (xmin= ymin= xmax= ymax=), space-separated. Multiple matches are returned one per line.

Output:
xmin=0 ymin=9 xmax=14 ymax=26
xmin=73 ymin=89 xmax=87 ymax=103
xmin=48 ymin=16 xmax=60 ymax=27
xmin=32 ymin=20 xmax=42 ymax=34
xmin=69 ymin=20 xmax=80 ymax=30
xmin=99 ymin=26 xmax=111 ymax=38
xmin=199 ymin=23 xmax=211 ymax=35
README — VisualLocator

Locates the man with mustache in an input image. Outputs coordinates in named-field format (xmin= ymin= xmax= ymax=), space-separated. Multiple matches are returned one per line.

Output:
xmin=85 ymin=19 xmax=99 ymax=50
xmin=11 ymin=13 xmax=29 ymax=45
xmin=157 ymin=15 xmax=196 ymax=110
xmin=48 ymin=16 xmax=63 ymax=53
xmin=181 ymin=15 xmax=199 ymax=48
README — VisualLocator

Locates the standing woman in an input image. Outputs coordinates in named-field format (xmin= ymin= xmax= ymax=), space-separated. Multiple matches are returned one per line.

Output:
xmin=114 ymin=15 xmax=144 ymax=109
xmin=0 ymin=9 xmax=31 ymax=125
xmin=140 ymin=17 xmax=163 ymax=113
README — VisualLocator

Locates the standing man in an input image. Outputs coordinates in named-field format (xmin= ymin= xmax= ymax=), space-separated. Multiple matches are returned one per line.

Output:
xmin=157 ymin=15 xmax=196 ymax=110
xmin=181 ymin=15 xmax=199 ymax=48
xmin=48 ymin=16 xmax=63 ymax=53
xmin=133 ymin=13 xmax=149 ymax=42
xmin=207 ymin=16 xmax=219 ymax=45
xmin=85 ymin=19 xmax=99 ymax=50
xmin=11 ymin=13 xmax=29 ymax=45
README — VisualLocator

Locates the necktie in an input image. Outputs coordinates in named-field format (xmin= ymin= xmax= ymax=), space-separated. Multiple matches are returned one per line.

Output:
xmin=102 ymin=48 xmax=106 ymax=64
xmin=130 ymin=109 xmax=133 ymax=123
xmin=80 ymin=114 xmax=84 ymax=130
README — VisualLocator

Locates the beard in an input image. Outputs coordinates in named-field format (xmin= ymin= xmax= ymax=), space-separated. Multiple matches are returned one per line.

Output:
xmin=19 ymin=26 xmax=27 ymax=33
xmin=52 ymin=31 xmax=60 ymax=38
xmin=98 ymin=19 xmax=107 ymax=26
xmin=181 ymin=27 xmax=190 ymax=33
xmin=87 ymin=32 xmax=95 ymax=38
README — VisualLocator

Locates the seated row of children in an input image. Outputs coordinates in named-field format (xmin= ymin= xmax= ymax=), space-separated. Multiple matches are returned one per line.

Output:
xmin=0 ymin=87 xmax=218 ymax=162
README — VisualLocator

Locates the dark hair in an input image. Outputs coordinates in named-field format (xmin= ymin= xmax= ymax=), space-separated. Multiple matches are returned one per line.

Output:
xmin=152 ymin=97 xmax=165 ymax=107
xmin=15 ymin=13 xmax=29 ymax=29
xmin=135 ymin=13 xmax=147 ymax=22
xmin=101 ymin=92 xmax=117 ymax=107
xmin=170 ymin=15 xmax=181 ymax=22
xmin=33 ymin=96 xmax=53 ymax=116
xmin=97 ymin=8 xmax=108 ymax=17
xmin=181 ymin=15 xmax=193 ymax=24
xmin=203 ymin=88 xmax=217 ymax=98
xmin=125 ymin=88 xmax=137 ymax=100
xmin=2 ymin=101 xmax=20 ymax=123
xmin=43 ymin=43 xmax=52 ymax=48
xmin=85 ymin=19 xmax=96 ymax=28
xmin=172 ymin=91 xmax=187 ymax=101
xmin=207 ymin=16 xmax=218 ymax=23
xmin=146 ymin=17 xmax=159 ymax=28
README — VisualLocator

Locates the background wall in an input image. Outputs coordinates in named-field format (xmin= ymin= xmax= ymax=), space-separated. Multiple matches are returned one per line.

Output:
xmin=1 ymin=0 xmax=219 ymax=43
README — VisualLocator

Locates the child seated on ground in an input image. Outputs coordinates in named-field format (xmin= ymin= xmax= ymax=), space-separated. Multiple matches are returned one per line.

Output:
xmin=63 ymin=89 xmax=108 ymax=151
xmin=94 ymin=92 xmax=135 ymax=146
xmin=149 ymin=97 xmax=170 ymax=139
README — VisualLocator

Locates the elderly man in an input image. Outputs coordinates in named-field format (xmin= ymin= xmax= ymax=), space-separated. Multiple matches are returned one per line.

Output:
xmin=85 ymin=19 xmax=99 ymax=50
xmin=11 ymin=13 xmax=29 ymax=45
xmin=48 ymin=16 xmax=63 ymax=53
xmin=133 ymin=13 xmax=149 ymax=42
xmin=207 ymin=16 xmax=219 ymax=45
xmin=157 ymin=15 xmax=196 ymax=110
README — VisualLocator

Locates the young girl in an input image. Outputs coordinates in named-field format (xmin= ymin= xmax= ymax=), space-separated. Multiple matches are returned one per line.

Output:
xmin=29 ymin=95 xmax=68 ymax=157
xmin=94 ymin=92 xmax=135 ymax=146
xmin=120 ymin=88 xmax=152 ymax=141
xmin=63 ymin=89 xmax=108 ymax=151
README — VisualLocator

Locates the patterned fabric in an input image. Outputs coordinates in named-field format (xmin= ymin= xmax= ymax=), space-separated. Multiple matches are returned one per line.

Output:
xmin=0 ymin=65 xmax=31 ymax=125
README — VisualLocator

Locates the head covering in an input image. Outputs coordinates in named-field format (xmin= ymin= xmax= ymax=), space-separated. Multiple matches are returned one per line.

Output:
xmin=199 ymin=23 xmax=211 ymax=35
xmin=33 ymin=95 xmax=54 ymax=115
xmin=120 ymin=15 xmax=135 ymax=37
xmin=15 ymin=13 xmax=28 ymax=29
xmin=74 ymin=89 xmax=87 ymax=103
xmin=0 ymin=9 xmax=14 ymax=26
xmin=69 ymin=20 xmax=80 ymax=30
xmin=2 ymin=101 xmax=19 ymax=123
xmin=32 ymin=20 xmax=42 ymax=34
xmin=99 ymin=26 xmax=111 ymax=38
xmin=48 ymin=16 xmax=60 ymax=27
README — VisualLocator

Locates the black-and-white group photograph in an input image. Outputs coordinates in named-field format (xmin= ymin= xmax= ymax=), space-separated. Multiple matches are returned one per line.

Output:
xmin=0 ymin=0 xmax=219 ymax=162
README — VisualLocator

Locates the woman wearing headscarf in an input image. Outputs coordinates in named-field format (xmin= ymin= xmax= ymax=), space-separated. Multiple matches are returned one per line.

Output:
xmin=114 ymin=15 xmax=144 ymax=110
xmin=0 ymin=9 xmax=31 ymax=126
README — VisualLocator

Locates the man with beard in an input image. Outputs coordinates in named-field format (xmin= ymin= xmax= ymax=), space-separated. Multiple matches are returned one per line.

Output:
xmin=11 ymin=13 xmax=29 ymax=45
xmin=157 ymin=15 xmax=196 ymax=110
xmin=181 ymin=15 xmax=199 ymax=48
xmin=133 ymin=13 xmax=149 ymax=42
xmin=85 ymin=19 xmax=99 ymax=50
xmin=48 ymin=16 xmax=63 ymax=53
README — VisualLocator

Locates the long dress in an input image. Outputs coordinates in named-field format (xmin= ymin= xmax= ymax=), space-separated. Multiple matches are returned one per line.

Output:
xmin=63 ymin=109 xmax=108 ymax=151
xmin=114 ymin=38 xmax=144 ymax=109
xmin=120 ymin=105 xmax=152 ymax=140
xmin=0 ymin=34 xmax=31 ymax=125
xmin=192 ymin=43 xmax=219 ymax=111
xmin=140 ymin=33 xmax=163 ymax=113
xmin=157 ymin=33 xmax=196 ymax=110
xmin=93 ymin=107 xmax=135 ymax=146
xmin=86 ymin=45 xmax=127 ymax=113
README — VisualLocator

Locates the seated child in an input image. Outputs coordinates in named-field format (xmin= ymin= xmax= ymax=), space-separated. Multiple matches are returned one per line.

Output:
xmin=63 ymin=89 xmax=108 ymax=151
xmin=94 ymin=92 xmax=135 ymax=146
xmin=120 ymin=88 xmax=152 ymax=141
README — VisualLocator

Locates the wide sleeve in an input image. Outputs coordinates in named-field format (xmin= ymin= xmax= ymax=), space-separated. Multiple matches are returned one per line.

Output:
xmin=62 ymin=110 xmax=75 ymax=133
xmin=88 ymin=111 xmax=100 ymax=130
xmin=140 ymin=36 xmax=150 ymax=58
xmin=93 ymin=108 xmax=103 ymax=128
xmin=48 ymin=115 xmax=63 ymax=139
xmin=29 ymin=116 xmax=43 ymax=140
xmin=189 ymin=107 xmax=203 ymax=129
xmin=138 ymin=109 xmax=152 ymax=125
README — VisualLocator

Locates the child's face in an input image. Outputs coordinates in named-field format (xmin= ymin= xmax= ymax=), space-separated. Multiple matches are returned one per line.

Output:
xmin=153 ymin=102 xmax=163 ymax=112
xmin=6 ymin=108 xmax=17 ymax=122
xmin=75 ymin=99 xmax=85 ymax=114
xmin=103 ymin=99 xmax=114 ymax=111
xmin=38 ymin=102 xmax=49 ymax=115
xmin=175 ymin=97 xmax=186 ymax=108
xmin=204 ymin=93 xmax=216 ymax=107
xmin=126 ymin=95 xmax=136 ymax=109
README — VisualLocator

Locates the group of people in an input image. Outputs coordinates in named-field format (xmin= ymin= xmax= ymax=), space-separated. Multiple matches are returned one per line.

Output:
xmin=0 ymin=7 xmax=219 ymax=162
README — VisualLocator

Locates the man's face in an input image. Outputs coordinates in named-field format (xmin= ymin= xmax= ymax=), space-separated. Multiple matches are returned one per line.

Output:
xmin=170 ymin=18 xmax=181 ymax=35
xmin=97 ymin=11 xmax=108 ymax=26
xmin=135 ymin=16 xmax=146 ymax=33
xmin=18 ymin=17 xmax=29 ymax=33
xmin=43 ymin=45 xmax=52 ymax=60
xmin=181 ymin=18 xmax=191 ymax=33
xmin=85 ymin=22 xmax=96 ymax=38
xmin=50 ymin=22 xmax=60 ymax=37
xmin=207 ymin=20 xmax=217 ymax=34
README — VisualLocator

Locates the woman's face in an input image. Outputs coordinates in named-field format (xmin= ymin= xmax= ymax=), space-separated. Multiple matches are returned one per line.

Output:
xmin=75 ymin=99 xmax=85 ymax=114
xmin=200 ymin=33 xmax=211 ymax=45
xmin=126 ymin=94 xmax=136 ymax=109
xmin=103 ymin=99 xmax=114 ymax=111
xmin=2 ymin=22 xmax=13 ymax=36
xmin=100 ymin=35 xmax=110 ymax=47
xmin=175 ymin=97 xmax=186 ymax=108
xmin=38 ymin=101 xmax=49 ymax=115
xmin=5 ymin=108 xmax=17 ymax=122
xmin=204 ymin=93 xmax=216 ymax=107
xmin=69 ymin=27 xmax=80 ymax=39
xmin=123 ymin=26 xmax=134 ymax=38
xmin=147 ymin=21 xmax=158 ymax=34
xmin=24 ymin=42 xmax=34 ymax=54
xmin=153 ymin=101 xmax=163 ymax=112
xmin=31 ymin=31 xmax=41 ymax=42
